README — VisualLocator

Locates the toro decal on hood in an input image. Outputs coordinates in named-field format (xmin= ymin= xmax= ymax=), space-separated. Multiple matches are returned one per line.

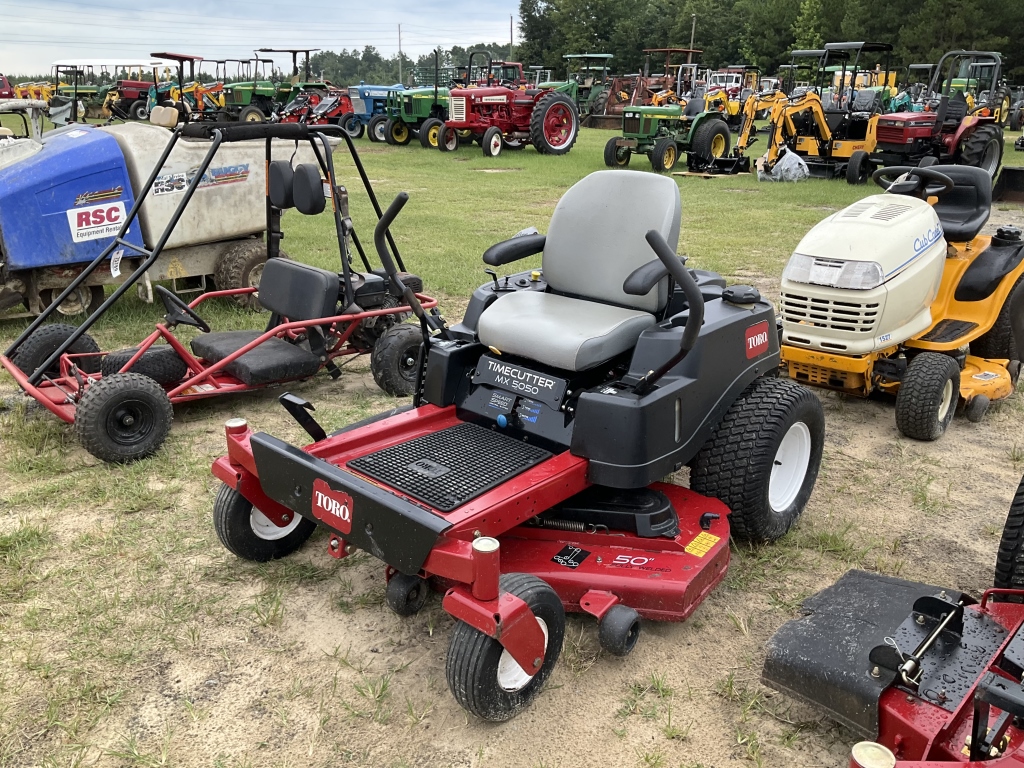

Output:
xmin=745 ymin=320 xmax=771 ymax=359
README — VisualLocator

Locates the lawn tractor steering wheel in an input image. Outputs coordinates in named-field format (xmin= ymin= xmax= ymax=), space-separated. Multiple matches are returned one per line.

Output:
xmin=155 ymin=286 xmax=211 ymax=333
xmin=872 ymin=166 xmax=954 ymax=199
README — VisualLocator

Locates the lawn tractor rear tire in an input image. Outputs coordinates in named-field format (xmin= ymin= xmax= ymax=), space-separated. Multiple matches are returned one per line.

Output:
xmin=993 ymin=475 xmax=1024 ymax=594
xmin=215 ymin=241 xmax=287 ymax=310
xmin=368 ymin=114 xmax=389 ymax=143
xmin=446 ymin=573 xmax=565 ymax=722
xmin=238 ymin=105 xmax=265 ymax=123
xmin=603 ymin=136 xmax=631 ymax=167
xmin=482 ymin=126 xmax=503 ymax=157
xmin=40 ymin=285 xmax=105 ymax=319
xmin=688 ymin=119 xmax=731 ymax=171
xmin=213 ymin=483 xmax=315 ymax=562
xmin=371 ymin=323 xmax=422 ymax=397
xmin=101 ymin=346 xmax=187 ymax=386
xmin=75 ymin=372 xmax=173 ymax=463
xmin=894 ymin=352 xmax=960 ymax=441
xmin=386 ymin=573 xmax=429 ymax=616
xmin=846 ymin=150 xmax=871 ymax=185
xmin=438 ymin=124 xmax=460 ymax=152
xmin=129 ymin=100 xmax=148 ymax=121
xmin=971 ymin=276 xmax=1023 ymax=361
xmin=384 ymin=118 xmax=412 ymax=146
xmin=598 ymin=605 xmax=641 ymax=656
xmin=650 ymin=138 xmax=679 ymax=172
xmin=12 ymin=323 xmax=101 ymax=377
xmin=340 ymin=112 xmax=364 ymax=139
xmin=690 ymin=377 xmax=824 ymax=543
xmin=530 ymin=91 xmax=579 ymax=155
xmin=960 ymin=124 xmax=1004 ymax=178
xmin=419 ymin=118 xmax=443 ymax=148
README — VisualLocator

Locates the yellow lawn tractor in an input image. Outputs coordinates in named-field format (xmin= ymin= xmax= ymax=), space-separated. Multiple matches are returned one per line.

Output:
xmin=779 ymin=164 xmax=1024 ymax=440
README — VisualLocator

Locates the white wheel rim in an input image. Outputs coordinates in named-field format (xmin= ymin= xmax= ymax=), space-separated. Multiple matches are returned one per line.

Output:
xmin=490 ymin=134 xmax=502 ymax=154
xmin=496 ymin=617 xmax=547 ymax=692
xmin=938 ymin=379 xmax=954 ymax=421
xmin=769 ymin=422 xmax=812 ymax=513
xmin=250 ymin=507 xmax=301 ymax=541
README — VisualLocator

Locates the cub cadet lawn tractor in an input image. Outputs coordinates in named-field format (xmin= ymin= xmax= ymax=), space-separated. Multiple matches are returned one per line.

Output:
xmin=210 ymin=169 xmax=826 ymax=721
xmin=763 ymin=473 xmax=1024 ymax=767
xmin=779 ymin=164 xmax=1024 ymax=441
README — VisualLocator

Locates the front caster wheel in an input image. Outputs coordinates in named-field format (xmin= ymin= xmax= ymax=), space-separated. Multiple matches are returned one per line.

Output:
xmin=386 ymin=572 xmax=429 ymax=616
xmin=445 ymin=573 xmax=565 ymax=721
xmin=598 ymin=604 xmax=640 ymax=656
xmin=371 ymin=324 xmax=423 ymax=397
xmin=74 ymin=372 xmax=173 ymax=463
xmin=213 ymin=483 xmax=315 ymax=562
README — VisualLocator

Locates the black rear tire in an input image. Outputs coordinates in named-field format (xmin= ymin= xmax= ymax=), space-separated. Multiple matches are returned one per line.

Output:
xmin=446 ymin=573 xmax=564 ymax=721
xmin=1011 ymin=108 xmax=1023 ymax=133
xmin=386 ymin=573 xmax=429 ymax=616
xmin=846 ymin=149 xmax=871 ymax=184
xmin=371 ymin=324 xmax=422 ymax=397
xmin=971 ymin=276 xmax=1023 ymax=361
xmin=100 ymin=346 xmax=187 ymax=386
xmin=690 ymin=377 xmax=824 ymax=543
xmin=129 ymin=100 xmax=148 ymax=120
xmin=74 ymin=372 xmax=173 ymax=463
xmin=11 ymin=323 xmax=101 ymax=376
xmin=215 ymin=241 xmax=286 ymax=310
xmin=688 ymin=119 xmax=731 ymax=171
xmin=213 ymin=483 xmax=315 ymax=562
xmin=894 ymin=352 xmax=960 ymax=441
xmin=603 ymin=136 xmax=631 ymax=167
xmin=960 ymin=124 xmax=1004 ymax=178
xmin=650 ymin=138 xmax=679 ymax=172
xmin=598 ymin=605 xmax=641 ymax=656
xmin=994 ymin=475 xmax=1024 ymax=593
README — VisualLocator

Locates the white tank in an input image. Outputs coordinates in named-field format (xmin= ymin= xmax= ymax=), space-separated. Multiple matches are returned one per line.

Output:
xmin=100 ymin=122 xmax=328 ymax=250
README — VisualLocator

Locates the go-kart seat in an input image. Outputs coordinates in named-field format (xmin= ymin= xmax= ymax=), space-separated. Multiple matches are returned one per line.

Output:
xmin=477 ymin=171 xmax=680 ymax=372
xmin=931 ymin=165 xmax=992 ymax=242
xmin=190 ymin=258 xmax=340 ymax=386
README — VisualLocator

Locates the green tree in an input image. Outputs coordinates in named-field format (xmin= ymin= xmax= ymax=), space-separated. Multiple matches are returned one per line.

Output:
xmin=792 ymin=0 xmax=825 ymax=50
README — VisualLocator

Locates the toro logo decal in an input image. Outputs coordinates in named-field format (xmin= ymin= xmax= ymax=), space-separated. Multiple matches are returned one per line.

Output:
xmin=65 ymin=202 xmax=127 ymax=242
xmin=311 ymin=479 xmax=353 ymax=535
xmin=745 ymin=320 xmax=771 ymax=359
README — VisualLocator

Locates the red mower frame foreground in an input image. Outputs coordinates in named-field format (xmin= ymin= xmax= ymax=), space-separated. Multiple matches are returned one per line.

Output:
xmin=211 ymin=170 xmax=826 ymax=720
xmin=764 ymin=475 xmax=1024 ymax=768
xmin=1 ymin=122 xmax=435 ymax=464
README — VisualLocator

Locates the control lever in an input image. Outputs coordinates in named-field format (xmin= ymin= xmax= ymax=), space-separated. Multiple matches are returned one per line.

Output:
xmin=279 ymin=393 xmax=327 ymax=442
xmin=484 ymin=269 xmax=500 ymax=290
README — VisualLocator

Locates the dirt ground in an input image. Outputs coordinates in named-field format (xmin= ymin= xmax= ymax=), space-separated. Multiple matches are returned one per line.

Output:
xmin=0 ymin=216 xmax=1023 ymax=768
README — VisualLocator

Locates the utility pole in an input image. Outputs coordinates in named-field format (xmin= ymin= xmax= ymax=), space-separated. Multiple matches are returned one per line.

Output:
xmin=510 ymin=15 xmax=514 ymax=61
xmin=398 ymin=24 xmax=403 ymax=83
xmin=688 ymin=15 xmax=696 ymax=63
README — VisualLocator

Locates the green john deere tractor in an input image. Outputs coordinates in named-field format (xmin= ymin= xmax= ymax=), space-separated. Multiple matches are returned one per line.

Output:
xmin=604 ymin=101 xmax=731 ymax=173
xmin=383 ymin=51 xmax=452 ymax=148
xmin=539 ymin=53 xmax=614 ymax=118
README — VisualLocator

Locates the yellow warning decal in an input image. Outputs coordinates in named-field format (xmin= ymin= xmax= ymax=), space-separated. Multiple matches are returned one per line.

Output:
xmin=685 ymin=532 xmax=721 ymax=558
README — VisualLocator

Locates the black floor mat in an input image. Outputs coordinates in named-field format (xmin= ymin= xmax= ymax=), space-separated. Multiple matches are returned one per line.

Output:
xmin=348 ymin=422 xmax=551 ymax=512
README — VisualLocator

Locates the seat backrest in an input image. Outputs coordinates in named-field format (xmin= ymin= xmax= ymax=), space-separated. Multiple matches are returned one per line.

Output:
xmin=542 ymin=170 xmax=681 ymax=313
xmin=851 ymin=89 xmax=879 ymax=113
xmin=683 ymin=98 xmax=704 ymax=116
xmin=944 ymin=91 xmax=968 ymax=124
xmin=257 ymin=257 xmax=340 ymax=321
xmin=268 ymin=161 xmax=325 ymax=216
xmin=931 ymin=164 xmax=992 ymax=242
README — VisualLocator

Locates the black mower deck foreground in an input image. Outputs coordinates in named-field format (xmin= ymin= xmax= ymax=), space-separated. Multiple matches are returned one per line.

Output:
xmin=211 ymin=170 xmax=826 ymax=721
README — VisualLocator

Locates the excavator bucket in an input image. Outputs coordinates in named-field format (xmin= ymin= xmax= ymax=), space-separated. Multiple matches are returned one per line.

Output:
xmin=994 ymin=166 xmax=1024 ymax=203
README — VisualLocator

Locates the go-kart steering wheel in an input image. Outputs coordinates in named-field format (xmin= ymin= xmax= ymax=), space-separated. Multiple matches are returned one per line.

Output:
xmin=871 ymin=165 xmax=955 ymax=199
xmin=155 ymin=285 xmax=211 ymax=332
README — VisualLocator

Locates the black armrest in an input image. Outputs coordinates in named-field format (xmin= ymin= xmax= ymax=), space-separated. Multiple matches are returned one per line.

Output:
xmin=482 ymin=234 xmax=546 ymax=267
xmin=623 ymin=256 xmax=689 ymax=296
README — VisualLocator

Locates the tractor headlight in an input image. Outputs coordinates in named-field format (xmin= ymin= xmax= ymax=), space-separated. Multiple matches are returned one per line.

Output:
xmin=782 ymin=254 xmax=884 ymax=290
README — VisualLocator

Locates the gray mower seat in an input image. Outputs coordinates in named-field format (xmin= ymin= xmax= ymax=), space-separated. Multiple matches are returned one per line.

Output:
xmin=190 ymin=258 xmax=340 ymax=386
xmin=932 ymin=165 xmax=992 ymax=242
xmin=477 ymin=170 xmax=681 ymax=372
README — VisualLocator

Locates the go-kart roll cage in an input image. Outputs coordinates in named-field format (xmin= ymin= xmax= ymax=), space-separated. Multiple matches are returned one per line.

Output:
xmin=3 ymin=122 xmax=413 ymax=388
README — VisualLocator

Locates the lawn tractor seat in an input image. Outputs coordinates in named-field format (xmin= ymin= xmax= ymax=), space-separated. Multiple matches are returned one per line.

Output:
xmin=477 ymin=171 xmax=680 ymax=372
xmin=930 ymin=164 xmax=992 ymax=242
xmin=190 ymin=259 xmax=340 ymax=386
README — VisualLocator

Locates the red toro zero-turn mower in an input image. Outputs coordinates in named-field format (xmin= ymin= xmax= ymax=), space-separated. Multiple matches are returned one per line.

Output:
xmin=1 ymin=122 xmax=434 ymax=464
xmin=211 ymin=170 xmax=826 ymax=720
xmin=763 ymin=475 xmax=1024 ymax=768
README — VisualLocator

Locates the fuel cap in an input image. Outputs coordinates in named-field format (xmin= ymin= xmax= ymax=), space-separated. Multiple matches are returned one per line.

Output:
xmin=722 ymin=285 xmax=761 ymax=305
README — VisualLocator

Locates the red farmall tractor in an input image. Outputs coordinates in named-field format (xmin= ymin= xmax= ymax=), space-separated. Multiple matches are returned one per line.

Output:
xmin=437 ymin=52 xmax=580 ymax=157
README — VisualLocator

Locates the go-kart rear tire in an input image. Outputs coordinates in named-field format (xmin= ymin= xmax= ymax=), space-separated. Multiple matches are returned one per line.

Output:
xmin=215 ymin=241 xmax=287 ymax=310
xmin=75 ymin=372 xmax=173 ymax=463
xmin=419 ymin=118 xmax=443 ymax=148
xmin=894 ymin=352 xmax=960 ymax=441
xmin=690 ymin=377 xmax=824 ymax=543
xmin=367 ymin=114 xmax=388 ymax=143
xmin=598 ymin=604 xmax=641 ymax=656
xmin=213 ymin=483 xmax=315 ymax=562
xmin=446 ymin=573 xmax=564 ymax=721
xmin=340 ymin=112 xmax=364 ymax=139
xmin=100 ymin=346 xmax=188 ymax=386
xmin=386 ymin=572 xmax=429 ymax=616
xmin=994 ymin=475 xmax=1024 ymax=593
xmin=971 ymin=276 xmax=1023 ymax=361
xmin=846 ymin=150 xmax=871 ymax=185
xmin=11 ymin=323 xmax=101 ymax=376
xmin=371 ymin=324 xmax=422 ymax=397
xmin=603 ymin=136 xmax=631 ymax=167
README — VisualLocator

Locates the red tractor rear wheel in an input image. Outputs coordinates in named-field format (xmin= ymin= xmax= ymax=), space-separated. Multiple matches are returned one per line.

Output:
xmin=530 ymin=91 xmax=579 ymax=155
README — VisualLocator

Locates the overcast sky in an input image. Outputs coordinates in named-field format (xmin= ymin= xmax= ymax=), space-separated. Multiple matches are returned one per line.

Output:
xmin=0 ymin=0 xmax=520 ymax=75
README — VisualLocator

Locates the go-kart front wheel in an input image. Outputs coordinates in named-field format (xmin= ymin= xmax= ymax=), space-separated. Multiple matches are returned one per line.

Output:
xmin=74 ymin=372 xmax=173 ymax=463
xmin=213 ymin=483 xmax=315 ymax=562
xmin=445 ymin=573 xmax=565 ymax=721
xmin=371 ymin=324 xmax=423 ymax=397
xmin=690 ymin=377 xmax=825 ymax=543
